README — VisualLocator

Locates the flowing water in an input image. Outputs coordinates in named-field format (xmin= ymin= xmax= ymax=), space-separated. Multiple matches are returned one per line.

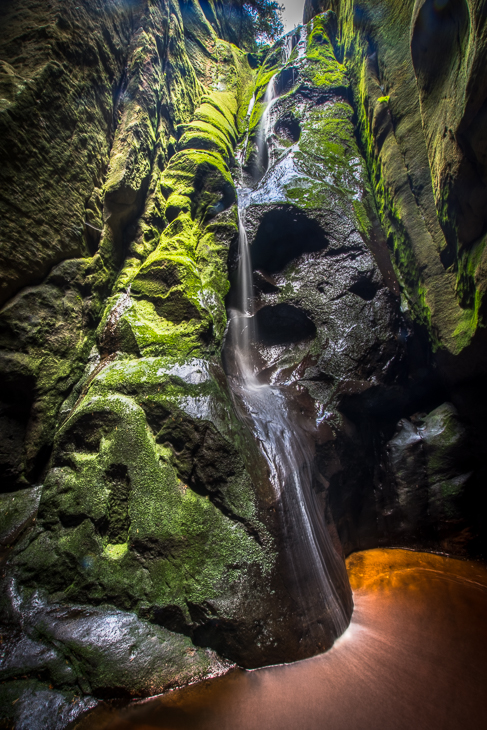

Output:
xmin=226 ymin=187 xmax=352 ymax=642
xmin=255 ymin=73 xmax=277 ymax=172
xmin=226 ymin=70 xmax=353 ymax=643
xmin=261 ymin=74 xmax=277 ymax=144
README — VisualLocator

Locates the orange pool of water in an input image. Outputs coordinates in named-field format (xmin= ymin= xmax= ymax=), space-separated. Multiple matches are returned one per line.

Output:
xmin=74 ymin=549 xmax=487 ymax=730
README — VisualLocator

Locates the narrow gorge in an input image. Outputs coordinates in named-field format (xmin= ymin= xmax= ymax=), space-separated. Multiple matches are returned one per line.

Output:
xmin=0 ymin=1 xmax=486 ymax=728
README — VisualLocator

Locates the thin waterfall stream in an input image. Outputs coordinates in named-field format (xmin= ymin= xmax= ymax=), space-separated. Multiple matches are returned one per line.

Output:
xmin=256 ymin=74 xmax=277 ymax=167
xmin=224 ymin=78 xmax=352 ymax=647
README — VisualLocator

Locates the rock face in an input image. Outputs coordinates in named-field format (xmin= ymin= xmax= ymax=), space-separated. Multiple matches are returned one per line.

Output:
xmin=0 ymin=0 xmax=486 ymax=726
xmin=299 ymin=0 xmax=487 ymax=555
xmin=303 ymin=0 xmax=487 ymax=355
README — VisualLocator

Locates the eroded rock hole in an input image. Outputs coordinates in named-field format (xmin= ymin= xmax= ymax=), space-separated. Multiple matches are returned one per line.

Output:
xmin=349 ymin=278 xmax=379 ymax=301
xmin=84 ymin=220 xmax=101 ymax=255
xmin=411 ymin=0 xmax=470 ymax=94
xmin=251 ymin=206 xmax=327 ymax=274
xmin=0 ymin=368 xmax=36 ymax=491
xmin=254 ymin=270 xmax=280 ymax=295
xmin=275 ymin=115 xmax=301 ymax=144
xmin=256 ymin=304 xmax=316 ymax=346
xmin=152 ymin=604 xmax=193 ymax=636
xmin=57 ymin=412 xmax=120 ymax=458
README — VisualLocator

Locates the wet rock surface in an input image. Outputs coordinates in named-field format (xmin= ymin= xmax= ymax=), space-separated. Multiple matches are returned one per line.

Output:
xmin=0 ymin=590 xmax=231 ymax=696
xmin=299 ymin=0 xmax=487 ymax=557
xmin=0 ymin=680 xmax=97 ymax=730
xmin=382 ymin=402 xmax=472 ymax=549
xmin=70 ymin=549 xmax=487 ymax=730
xmin=303 ymin=0 xmax=487 ymax=357
xmin=225 ymin=20 xmax=464 ymax=560
xmin=0 ymin=589 xmax=231 ymax=728
xmin=0 ymin=486 xmax=42 ymax=550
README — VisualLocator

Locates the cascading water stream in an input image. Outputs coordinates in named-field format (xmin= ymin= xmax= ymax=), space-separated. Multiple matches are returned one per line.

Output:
xmin=256 ymin=74 xmax=278 ymax=172
xmin=226 ymin=74 xmax=352 ymax=643
xmin=261 ymin=74 xmax=277 ymax=142
xmin=237 ymin=94 xmax=256 ymax=167
xmin=228 ymin=206 xmax=350 ymax=643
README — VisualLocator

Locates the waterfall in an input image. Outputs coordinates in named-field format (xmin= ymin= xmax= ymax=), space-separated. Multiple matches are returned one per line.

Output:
xmin=262 ymin=74 xmax=277 ymax=133
xmin=283 ymin=33 xmax=294 ymax=62
xmin=237 ymin=93 xmax=256 ymax=167
xmin=226 ymin=190 xmax=256 ymax=385
xmin=225 ymin=181 xmax=352 ymax=647
xmin=256 ymin=74 xmax=277 ymax=172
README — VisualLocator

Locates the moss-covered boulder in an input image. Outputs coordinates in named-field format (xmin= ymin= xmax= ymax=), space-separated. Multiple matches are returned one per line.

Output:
xmin=0 ymin=0 xmax=278 ymax=715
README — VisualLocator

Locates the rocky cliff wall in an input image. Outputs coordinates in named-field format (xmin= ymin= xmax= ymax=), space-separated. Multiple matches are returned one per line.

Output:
xmin=304 ymin=0 xmax=487 ymax=358
xmin=301 ymin=0 xmax=487 ymax=557
xmin=0 ymin=2 xmax=277 ymax=724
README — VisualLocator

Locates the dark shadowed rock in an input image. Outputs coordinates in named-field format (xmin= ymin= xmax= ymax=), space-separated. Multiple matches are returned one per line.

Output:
xmin=0 ymin=486 xmax=42 ymax=549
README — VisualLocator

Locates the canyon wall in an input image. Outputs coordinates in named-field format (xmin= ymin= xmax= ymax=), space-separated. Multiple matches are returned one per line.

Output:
xmin=0 ymin=0 xmax=486 ymax=726
xmin=301 ymin=0 xmax=487 ymax=557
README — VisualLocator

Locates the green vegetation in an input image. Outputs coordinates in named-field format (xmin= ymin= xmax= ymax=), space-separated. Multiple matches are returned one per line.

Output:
xmin=304 ymin=14 xmax=348 ymax=88
xmin=242 ymin=0 xmax=284 ymax=45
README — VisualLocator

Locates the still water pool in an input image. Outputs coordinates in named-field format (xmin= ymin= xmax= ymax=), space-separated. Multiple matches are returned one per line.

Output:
xmin=73 ymin=549 xmax=487 ymax=730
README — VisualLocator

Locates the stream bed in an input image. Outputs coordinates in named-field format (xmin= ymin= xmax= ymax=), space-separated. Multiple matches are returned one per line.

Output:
xmin=73 ymin=548 xmax=487 ymax=730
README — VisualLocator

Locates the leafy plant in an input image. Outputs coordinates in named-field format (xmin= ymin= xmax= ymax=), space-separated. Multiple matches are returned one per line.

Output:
xmin=243 ymin=0 xmax=284 ymax=44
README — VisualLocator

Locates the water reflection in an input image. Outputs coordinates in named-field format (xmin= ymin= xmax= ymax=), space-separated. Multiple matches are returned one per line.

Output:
xmin=73 ymin=549 xmax=487 ymax=730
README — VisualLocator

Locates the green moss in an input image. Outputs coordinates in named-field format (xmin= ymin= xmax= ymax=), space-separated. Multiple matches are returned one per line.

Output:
xmin=323 ymin=2 xmax=480 ymax=353
xmin=109 ymin=206 xmax=234 ymax=356
xmin=194 ymin=100 xmax=237 ymax=144
xmin=347 ymin=48 xmax=438 ymax=338
xmin=455 ymin=234 xmax=487 ymax=311
xmin=352 ymin=198 xmax=373 ymax=236
xmin=97 ymin=82 xmax=242 ymax=361
xmin=283 ymin=101 xmax=368 ymax=224
xmin=304 ymin=14 xmax=348 ymax=89
xmin=119 ymin=300 xmax=209 ymax=358
xmin=19 ymin=382 xmax=273 ymax=614
xmin=104 ymin=542 xmax=129 ymax=560
xmin=178 ymin=121 xmax=233 ymax=160
xmin=451 ymin=299 xmax=482 ymax=351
